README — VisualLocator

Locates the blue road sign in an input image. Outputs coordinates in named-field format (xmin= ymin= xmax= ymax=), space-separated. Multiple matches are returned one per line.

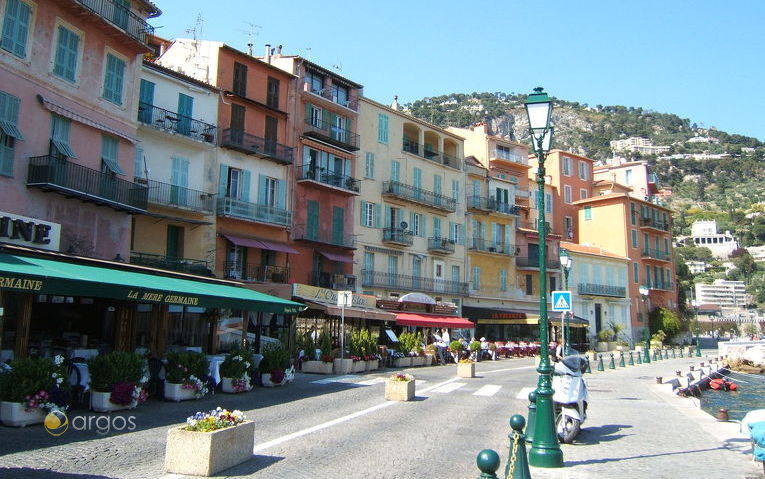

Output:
xmin=551 ymin=291 xmax=573 ymax=312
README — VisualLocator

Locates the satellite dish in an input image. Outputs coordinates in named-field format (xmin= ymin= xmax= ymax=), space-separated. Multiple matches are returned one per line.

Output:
xmin=400 ymin=221 xmax=408 ymax=229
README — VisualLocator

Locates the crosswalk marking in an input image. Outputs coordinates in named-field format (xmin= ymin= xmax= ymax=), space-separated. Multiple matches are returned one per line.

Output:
xmin=430 ymin=382 xmax=467 ymax=394
xmin=473 ymin=385 xmax=502 ymax=397
xmin=310 ymin=375 xmax=427 ymax=387
xmin=516 ymin=386 xmax=535 ymax=399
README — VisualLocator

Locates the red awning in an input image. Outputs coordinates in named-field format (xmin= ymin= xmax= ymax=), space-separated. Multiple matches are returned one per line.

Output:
xmin=257 ymin=239 xmax=299 ymax=254
xmin=224 ymin=234 xmax=298 ymax=254
xmin=318 ymin=251 xmax=355 ymax=264
xmin=395 ymin=313 xmax=474 ymax=329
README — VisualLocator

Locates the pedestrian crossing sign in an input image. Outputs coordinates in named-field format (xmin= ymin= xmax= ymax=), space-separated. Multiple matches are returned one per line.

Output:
xmin=551 ymin=291 xmax=573 ymax=312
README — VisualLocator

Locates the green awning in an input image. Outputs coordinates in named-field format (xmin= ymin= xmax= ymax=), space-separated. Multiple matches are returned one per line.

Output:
xmin=0 ymin=253 xmax=304 ymax=314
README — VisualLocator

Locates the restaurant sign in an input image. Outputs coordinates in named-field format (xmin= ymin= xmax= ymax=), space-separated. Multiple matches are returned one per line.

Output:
xmin=0 ymin=212 xmax=61 ymax=251
xmin=292 ymin=283 xmax=377 ymax=309
xmin=126 ymin=290 xmax=200 ymax=306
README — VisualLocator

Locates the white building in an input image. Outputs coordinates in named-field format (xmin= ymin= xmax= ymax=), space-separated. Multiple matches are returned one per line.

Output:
xmin=746 ymin=245 xmax=765 ymax=263
xmin=690 ymin=220 xmax=738 ymax=259
xmin=685 ymin=261 xmax=707 ymax=274
xmin=609 ymin=137 xmax=670 ymax=155
xmin=695 ymin=280 xmax=748 ymax=309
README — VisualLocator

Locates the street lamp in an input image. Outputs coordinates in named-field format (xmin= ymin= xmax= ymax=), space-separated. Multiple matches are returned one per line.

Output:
xmin=524 ymin=87 xmax=563 ymax=468
xmin=639 ymin=286 xmax=650 ymax=363
xmin=559 ymin=249 xmax=573 ymax=355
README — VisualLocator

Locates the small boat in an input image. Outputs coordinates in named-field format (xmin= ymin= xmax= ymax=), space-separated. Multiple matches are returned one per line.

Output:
xmin=709 ymin=378 xmax=738 ymax=391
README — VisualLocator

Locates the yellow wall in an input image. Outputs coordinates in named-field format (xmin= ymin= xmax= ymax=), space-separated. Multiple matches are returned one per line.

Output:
xmin=577 ymin=202 xmax=628 ymax=256
xmin=132 ymin=216 xmax=214 ymax=262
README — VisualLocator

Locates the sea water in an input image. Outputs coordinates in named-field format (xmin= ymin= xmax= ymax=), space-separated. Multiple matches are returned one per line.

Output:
xmin=700 ymin=371 xmax=765 ymax=421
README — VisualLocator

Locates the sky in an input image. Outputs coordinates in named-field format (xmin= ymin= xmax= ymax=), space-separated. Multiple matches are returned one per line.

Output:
xmin=149 ymin=1 xmax=765 ymax=140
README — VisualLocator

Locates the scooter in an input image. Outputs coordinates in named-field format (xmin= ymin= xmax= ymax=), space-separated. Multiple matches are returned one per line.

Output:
xmin=552 ymin=354 xmax=589 ymax=443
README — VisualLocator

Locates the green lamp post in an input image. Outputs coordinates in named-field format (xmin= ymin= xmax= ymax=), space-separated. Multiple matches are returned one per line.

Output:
xmin=695 ymin=327 xmax=701 ymax=357
xmin=524 ymin=87 xmax=563 ymax=468
xmin=559 ymin=249 xmax=573 ymax=355
xmin=639 ymin=286 xmax=650 ymax=363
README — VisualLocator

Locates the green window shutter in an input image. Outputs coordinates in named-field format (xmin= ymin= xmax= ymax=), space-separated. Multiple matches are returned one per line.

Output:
xmin=176 ymin=93 xmax=193 ymax=134
xmin=1 ymin=0 xmax=31 ymax=57
xmin=133 ymin=146 xmax=144 ymax=179
xmin=409 ymin=211 xmax=415 ymax=234
xmin=378 ymin=114 xmax=388 ymax=143
xmin=374 ymin=203 xmax=381 ymax=228
xmin=413 ymin=168 xmax=422 ymax=188
xmin=584 ymin=206 xmax=592 ymax=220
xmin=433 ymin=218 xmax=441 ymax=238
xmin=384 ymin=206 xmax=391 ymax=230
xmin=459 ymin=224 xmax=465 ymax=245
xmin=138 ymin=80 xmax=155 ymax=122
xmin=449 ymin=222 xmax=455 ymax=241
xmin=166 ymin=225 xmax=180 ymax=258
xmin=240 ymin=170 xmax=251 ymax=202
xmin=218 ymin=164 xmax=228 ymax=197
xmin=491 ymin=223 xmax=498 ymax=246
xmin=305 ymin=103 xmax=312 ymax=122
xmin=0 ymin=91 xmax=23 ymax=140
xmin=54 ymin=26 xmax=79 ymax=82
xmin=390 ymin=160 xmax=400 ymax=181
xmin=421 ymin=215 xmax=427 ymax=238
xmin=500 ymin=270 xmax=507 ymax=291
xmin=103 ymin=54 xmax=125 ymax=104
xmin=360 ymin=200 xmax=368 ymax=226
xmin=452 ymin=179 xmax=460 ymax=202
xmin=277 ymin=179 xmax=286 ymax=210
xmin=307 ymin=201 xmax=319 ymax=239
xmin=257 ymin=174 xmax=267 ymax=205
xmin=0 ymin=142 xmax=13 ymax=177
xmin=332 ymin=206 xmax=344 ymax=245
xmin=434 ymin=174 xmax=442 ymax=195
xmin=505 ymin=224 xmax=512 ymax=251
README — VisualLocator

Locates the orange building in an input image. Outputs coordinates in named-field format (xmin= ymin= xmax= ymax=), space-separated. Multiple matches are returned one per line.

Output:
xmin=540 ymin=150 xmax=596 ymax=242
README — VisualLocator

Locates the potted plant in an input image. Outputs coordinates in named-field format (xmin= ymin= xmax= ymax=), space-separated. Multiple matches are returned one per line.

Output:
xmin=457 ymin=358 xmax=475 ymax=378
xmin=164 ymin=351 xmax=210 ymax=401
xmin=349 ymin=330 xmax=367 ymax=373
xmin=260 ymin=343 xmax=293 ymax=387
xmin=469 ymin=340 xmax=482 ymax=361
xmin=219 ymin=349 xmax=254 ymax=394
xmin=424 ymin=344 xmax=436 ymax=366
xmin=88 ymin=351 xmax=147 ymax=413
xmin=384 ymin=373 xmax=415 ymax=401
xmin=596 ymin=329 xmax=613 ymax=352
xmin=0 ymin=356 xmax=69 ymax=427
xmin=449 ymin=340 xmax=464 ymax=363
xmin=391 ymin=351 xmax=411 ymax=368
xmin=164 ymin=407 xmax=254 ymax=476
xmin=608 ymin=322 xmax=625 ymax=351
xmin=302 ymin=330 xmax=334 ymax=374
xmin=363 ymin=330 xmax=380 ymax=371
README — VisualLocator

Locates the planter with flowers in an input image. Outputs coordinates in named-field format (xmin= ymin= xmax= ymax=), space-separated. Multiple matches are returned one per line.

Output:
xmin=350 ymin=355 xmax=366 ymax=373
xmin=449 ymin=340 xmax=464 ymax=363
xmin=457 ymin=359 xmax=475 ymax=378
xmin=219 ymin=349 xmax=255 ymax=394
xmin=364 ymin=354 xmax=380 ymax=371
xmin=259 ymin=343 xmax=292 ymax=387
xmin=0 ymin=356 xmax=70 ymax=427
xmin=391 ymin=352 xmax=411 ymax=368
xmin=88 ymin=351 xmax=148 ymax=413
xmin=302 ymin=354 xmax=334 ymax=374
xmin=385 ymin=373 xmax=415 ymax=401
xmin=164 ymin=351 xmax=210 ymax=401
xmin=164 ymin=407 xmax=254 ymax=476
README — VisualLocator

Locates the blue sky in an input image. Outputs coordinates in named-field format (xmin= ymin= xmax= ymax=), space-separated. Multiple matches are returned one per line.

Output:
xmin=150 ymin=1 xmax=765 ymax=140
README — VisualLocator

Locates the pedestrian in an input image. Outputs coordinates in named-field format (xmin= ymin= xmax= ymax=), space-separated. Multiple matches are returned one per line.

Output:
xmin=442 ymin=328 xmax=450 ymax=345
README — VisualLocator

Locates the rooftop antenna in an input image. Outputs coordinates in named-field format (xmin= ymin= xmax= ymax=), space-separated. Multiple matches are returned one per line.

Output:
xmin=240 ymin=22 xmax=261 ymax=55
xmin=185 ymin=13 xmax=203 ymax=42
xmin=331 ymin=62 xmax=342 ymax=72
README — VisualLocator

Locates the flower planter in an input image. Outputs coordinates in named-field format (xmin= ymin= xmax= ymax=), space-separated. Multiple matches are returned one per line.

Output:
xmin=457 ymin=362 xmax=475 ymax=378
xmin=385 ymin=379 xmax=415 ymax=401
xmin=595 ymin=342 xmax=609 ymax=352
xmin=164 ymin=382 xmax=199 ymax=402
xmin=0 ymin=401 xmax=45 ymax=427
xmin=164 ymin=420 xmax=255 ymax=476
xmin=261 ymin=373 xmax=287 ymax=387
xmin=351 ymin=361 xmax=366 ymax=373
xmin=393 ymin=357 xmax=412 ymax=368
xmin=333 ymin=358 xmax=353 ymax=375
xmin=301 ymin=361 xmax=334 ymax=374
xmin=365 ymin=359 xmax=379 ymax=371
xmin=221 ymin=377 xmax=251 ymax=394
xmin=410 ymin=356 xmax=424 ymax=367
xmin=90 ymin=391 xmax=133 ymax=412
xmin=424 ymin=354 xmax=434 ymax=366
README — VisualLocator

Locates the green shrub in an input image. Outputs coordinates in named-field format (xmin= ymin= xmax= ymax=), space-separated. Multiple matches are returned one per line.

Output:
xmin=89 ymin=352 xmax=144 ymax=392
xmin=469 ymin=340 xmax=481 ymax=352
xmin=597 ymin=329 xmax=613 ymax=342
xmin=319 ymin=329 xmax=333 ymax=358
xmin=165 ymin=351 xmax=209 ymax=384
xmin=0 ymin=357 xmax=68 ymax=402
xmin=449 ymin=340 xmax=463 ymax=352
xmin=219 ymin=349 xmax=255 ymax=379
xmin=260 ymin=343 xmax=290 ymax=374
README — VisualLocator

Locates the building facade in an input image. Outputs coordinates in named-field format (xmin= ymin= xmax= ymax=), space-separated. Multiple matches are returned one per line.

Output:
xmin=689 ymin=220 xmax=738 ymax=259
xmin=695 ymin=279 xmax=748 ymax=309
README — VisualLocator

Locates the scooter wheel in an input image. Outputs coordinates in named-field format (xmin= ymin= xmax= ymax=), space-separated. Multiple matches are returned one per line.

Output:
xmin=555 ymin=414 xmax=581 ymax=443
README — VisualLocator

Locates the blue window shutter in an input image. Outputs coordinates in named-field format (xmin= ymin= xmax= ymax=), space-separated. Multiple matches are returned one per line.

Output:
xmin=374 ymin=203 xmax=381 ymax=228
xmin=409 ymin=211 xmax=415 ymax=234
xmin=434 ymin=175 xmax=442 ymax=195
xmin=433 ymin=218 xmax=441 ymax=238
xmin=480 ymin=222 xmax=486 ymax=241
xmin=384 ymin=206 xmax=391 ymax=230
xmin=138 ymin=80 xmax=155 ymax=122
xmin=422 ymin=216 xmax=427 ymax=238
xmin=413 ymin=168 xmax=422 ymax=188
xmin=505 ymin=224 xmax=512 ymax=250
xmin=360 ymin=200 xmax=368 ymax=226
xmin=103 ymin=54 xmax=125 ymax=104
xmin=177 ymin=93 xmax=194 ymax=134
xmin=218 ymin=164 xmax=228 ymax=197
xmin=277 ymin=179 xmax=286 ymax=209
xmin=257 ymin=174 xmax=266 ymax=205
xmin=1 ymin=0 xmax=31 ymax=57
xmin=241 ymin=170 xmax=251 ymax=202
xmin=460 ymin=224 xmax=465 ymax=245
xmin=391 ymin=160 xmax=399 ymax=181
xmin=134 ymin=146 xmax=144 ymax=179
xmin=491 ymin=223 xmax=497 ymax=246
xmin=0 ymin=142 xmax=13 ymax=177
xmin=449 ymin=222 xmax=455 ymax=241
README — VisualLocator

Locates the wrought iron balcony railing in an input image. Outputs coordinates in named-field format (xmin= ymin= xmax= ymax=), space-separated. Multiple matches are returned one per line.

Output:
xmin=466 ymin=196 xmax=520 ymax=215
xmin=292 ymin=225 xmax=355 ymax=249
xmin=468 ymin=238 xmax=515 ymax=255
xmin=303 ymin=82 xmax=360 ymax=111
xmin=223 ymin=262 xmax=289 ymax=283
xmin=428 ymin=237 xmax=456 ymax=254
xmin=645 ymin=281 xmax=674 ymax=291
xmin=220 ymin=128 xmax=293 ymax=165
xmin=130 ymin=252 xmax=210 ymax=275
xmin=137 ymin=102 xmax=216 ymax=144
xmin=144 ymin=179 xmax=215 ymax=214
xmin=361 ymin=270 xmax=468 ymax=295
xmin=639 ymin=217 xmax=669 ymax=231
xmin=216 ymin=197 xmax=291 ymax=227
xmin=490 ymin=149 xmax=525 ymax=164
xmin=383 ymin=227 xmax=414 ymax=246
xmin=577 ymin=283 xmax=626 ymax=298
xmin=27 ymin=155 xmax=148 ymax=213
xmin=73 ymin=0 xmax=154 ymax=45
xmin=382 ymin=181 xmax=456 ymax=212
xmin=296 ymin=164 xmax=360 ymax=193
xmin=515 ymin=255 xmax=561 ymax=269
xmin=311 ymin=271 xmax=357 ymax=290
xmin=641 ymin=248 xmax=671 ymax=261
xmin=402 ymin=138 xmax=462 ymax=170
xmin=303 ymin=118 xmax=360 ymax=150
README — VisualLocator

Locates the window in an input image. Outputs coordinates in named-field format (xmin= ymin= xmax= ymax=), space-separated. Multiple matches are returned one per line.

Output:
xmin=633 ymin=263 xmax=639 ymax=283
xmin=450 ymin=222 xmax=462 ymax=245
xmin=496 ymin=144 xmax=512 ymax=160
xmin=562 ymin=156 xmax=572 ymax=176
xmin=584 ymin=206 xmax=592 ymax=220
xmin=472 ymin=266 xmax=481 ymax=290
xmin=53 ymin=25 xmax=80 ymax=82
xmin=550 ymin=276 xmax=556 ymax=293
xmin=232 ymin=61 xmax=247 ymax=96
xmin=499 ymin=269 xmax=507 ymax=292
xmin=631 ymin=230 xmax=638 ymax=248
xmin=360 ymin=201 xmax=378 ymax=228
xmin=545 ymin=193 xmax=552 ymax=213
xmin=579 ymin=188 xmax=588 ymax=200
xmin=133 ymin=146 xmax=143 ymax=179
xmin=50 ymin=114 xmax=76 ymax=158
xmin=564 ymin=185 xmax=572 ymax=204
xmin=452 ymin=179 xmax=460 ymax=202
xmin=525 ymin=274 xmax=533 ymax=295
xmin=331 ymin=83 xmax=348 ymax=106
xmin=226 ymin=167 xmax=243 ymax=199
xmin=306 ymin=200 xmax=319 ymax=240
xmin=305 ymin=70 xmax=323 ymax=94
xmin=266 ymin=77 xmax=279 ymax=108
xmin=102 ymin=53 xmax=126 ymax=104
xmin=578 ymin=161 xmax=588 ymax=180
xmin=630 ymin=202 xmax=636 ymax=225
xmin=0 ymin=90 xmax=23 ymax=177
xmin=377 ymin=113 xmax=388 ymax=144
xmin=364 ymin=152 xmax=374 ymax=178
xmin=1 ymin=0 xmax=32 ymax=58
xmin=100 ymin=135 xmax=123 ymax=174
xmin=625 ymin=169 xmax=633 ymax=186
xmin=263 ymin=176 xmax=277 ymax=207
xmin=564 ymin=216 xmax=573 ymax=238
xmin=166 ymin=225 xmax=184 ymax=259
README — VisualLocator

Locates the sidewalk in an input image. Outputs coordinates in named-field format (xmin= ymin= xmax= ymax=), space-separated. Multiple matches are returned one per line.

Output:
xmin=524 ymin=351 xmax=761 ymax=479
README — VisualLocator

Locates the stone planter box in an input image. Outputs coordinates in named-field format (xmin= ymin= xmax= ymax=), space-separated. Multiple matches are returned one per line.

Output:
xmin=333 ymin=358 xmax=353 ymax=375
xmin=221 ymin=377 xmax=251 ymax=394
xmin=261 ymin=373 xmax=287 ymax=387
xmin=423 ymin=354 xmax=434 ymax=366
xmin=393 ymin=357 xmax=412 ymax=368
xmin=164 ymin=420 xmax=255 ymax=476
xmin=457 ymin=362 xmax=475 ymax=378
xmin=302 ymin=361 xmax=334 ymax=374
xmin=365 ymin=359 xmax=379 ymax=371
xmin=164 ymin=382 xmax=199 ymax=402
xmin=385 ymin=379 xmax=415 ymax=401
xmin=410 ymin=356 xmax=424 ymax=367
xmin=351 ymin=361 xmax=366 ymax=373
xmin=595 ymin=342 xmax=609 ymax=352
xmin=0 ymin=401 xmax=45 ymax=427
xmin=91 ymin=390 xmax=133 ymax=412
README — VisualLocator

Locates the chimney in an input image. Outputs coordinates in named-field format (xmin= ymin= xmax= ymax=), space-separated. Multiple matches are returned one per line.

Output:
xmin=265 ymin=44 xmax=271 ymax=63
xmin=247 ymin=43 xmax=253 ymax=56
xmin=275 ymin=44 xmax=282 ymax=57
xmin=391 ymin=95 xmax=400 ymax=111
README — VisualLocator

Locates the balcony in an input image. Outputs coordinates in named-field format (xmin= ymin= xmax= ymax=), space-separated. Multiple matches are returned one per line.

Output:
xmin=639 ymin=217 xmax=669 ymax=232
xmin=303 ymin=82 xmax=360 ymax=112
xmin=292 ymin=225 xmax=355 ymax=249
xmin=402 ymin=139 xmax=462 ymax=170
xmin=311 ymin=271 xmax=357 ymax=290
xmin=645 ymin=281 xmax=674 ymax=291
xmin=361 ymin=270 xmax=469 ymax=295
xmin=144 ymin=179 xmax=215 ymax=214
xmin=467 ymin=195 xmax=494 ymax=212
xmin=577 ymin=283 xmax=626 ymax=298
xmin=66 ymin=0 xmax=154 ymax=47
xmin=303 ymin=118 xmax=359 ymax=151
xmin=216 ymin=197 xmax=291 ymax=227
xmin=641 ymin=248 xmax=671 ymax=262
xmin=468 ymin=238 xmax=515 ymax=255
xmin=519 ymin=220 xmax=553 ymax=234
xmin=130 ymin=252 xmax=211 ymax=276
xmin=27 ymin=155 xmax=148 ymax=213
xmin=296 ymin=164 xmax=360 ymax=195
xmin=137 ymin=103 xmax=216 ymax=144
xmin=224 ymin=262 xmax=289 ymax=283
xmin=220 ymin=128 xmax=293 ymax=165
xmin=383 ymin=228 xmax=414 ymax=247
xmin=490 ymin=149 xmax=525 ymax=164
xmin=515 ymin=256 xmax=561 ymax=270
xmin=428 ymin=237 xmax=456 ymax=254
xmin=382 ymin=181 xmax=456 ymax=212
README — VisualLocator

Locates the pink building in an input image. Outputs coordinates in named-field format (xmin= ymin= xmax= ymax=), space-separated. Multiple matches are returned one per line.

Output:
xmin=0 ymin=0 xmax=160 ymax=260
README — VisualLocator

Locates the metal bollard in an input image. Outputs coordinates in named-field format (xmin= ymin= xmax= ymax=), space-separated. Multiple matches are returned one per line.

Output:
xmin=672 ymin=348 xmax=677 ymax=359
xmin=585 ymin=356 xmax=592 ymax=374
xmin=679 ymin=347 xmax=684 ymax=358
xmin=526 ymin=391 xmax=537 ymax=445
xmin=637 ymin=350 xmax=643 ymax=364
xmin=652 ymin=349 xmax=658 ymax=361
xmin=505 ymin=414 xmax=532 ymax=479
xmin=663 ymin=349 xmax=669 ymax=360
xmin=476 ymin=449 xmax=500 ymax=479
xmin=618 ymin=351 xmax=625 ymax=367
xmin=597 ymin=354 xmax=604 ymax=371
xmin=628 ymin=350 xmax=635 ymax=366
xmin=608 ymin=353 xmax=615 ymax=369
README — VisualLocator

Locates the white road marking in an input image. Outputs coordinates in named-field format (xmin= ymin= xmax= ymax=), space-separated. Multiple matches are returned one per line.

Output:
xmin=481 ymin=365 xmax=538 ymax=374
xmin=516 ymin=386 xmax=536 ymax=399
xmin=311 ymin=375 xmax=359 ymax=384
xmin=473 ymin=385 xmax=502 ymax=397
xmin=429 ymin=382 xmax=467 ymax=394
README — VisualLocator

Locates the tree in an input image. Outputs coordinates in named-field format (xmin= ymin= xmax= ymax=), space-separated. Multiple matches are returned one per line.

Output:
xmin=649 ymin=307 xmax=683 ymax=340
